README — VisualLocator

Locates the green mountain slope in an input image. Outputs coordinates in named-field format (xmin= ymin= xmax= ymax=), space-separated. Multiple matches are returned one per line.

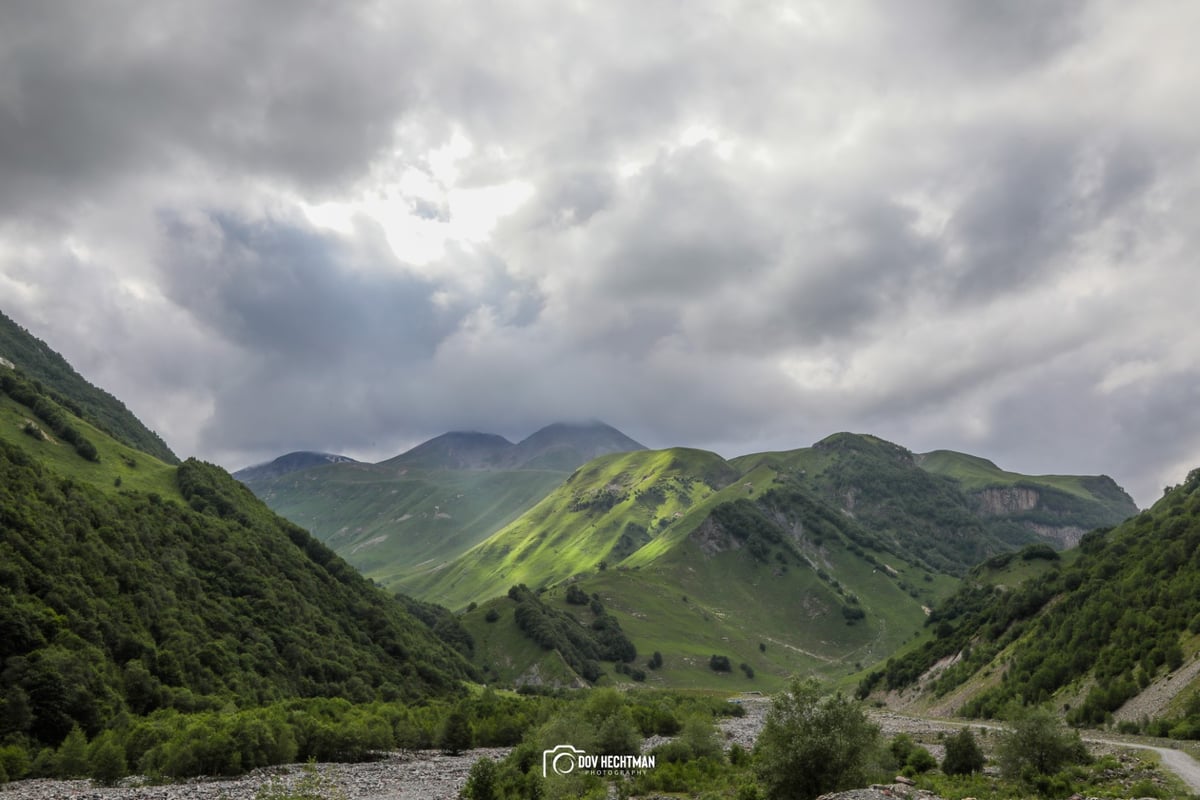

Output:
xmin=917 ymin=449 xmax=1137 ymax=547
xmin=0 ymin=360 xmax=471 ymax=752
xmin=0 ymin=309 xmax=177 ymax=464
xmin=408 ymin=434 xmax=1138 ymax=690
xmin=734 ymin=433 xmax=1136 ymax=573
xmin=401 ymin=447 xmax=742 ymax=607
xmin=248 ymin=461 xmax=569 ymax=587
xmin=868 ymin=468 xmax=1200 ymax=735
xmin=406 ymin=446 xmax=958 ymax=689
xmin=239 ymin=422 xmax=646 ymax=592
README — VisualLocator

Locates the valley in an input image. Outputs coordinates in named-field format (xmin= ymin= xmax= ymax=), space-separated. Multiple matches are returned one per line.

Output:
xmin=5 ymin=307 xmax=1200 ymax=800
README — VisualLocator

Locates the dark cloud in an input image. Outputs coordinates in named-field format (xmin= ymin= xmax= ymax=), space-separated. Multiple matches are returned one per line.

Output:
xmin=0 ymin=1 xmax=1197 ymax=508
xmin=0 ymin=1 xmax=425 ymax=215
xmin=159 ymin=213 xmax=450 ymax=364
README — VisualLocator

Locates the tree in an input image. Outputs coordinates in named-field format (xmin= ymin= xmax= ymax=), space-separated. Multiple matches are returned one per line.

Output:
xmin=997 ymin=707 xmax=1087 ymax=779
xmin=439 ymin=708 xmax=474 ymax=755
xmin=941 ymin=728 xmax=985 ymax=776
xmin=56 ymin=725 xmax=89 ymax=778
xmin=754 ymin=679 xmax=880 ymax=800
xmin=460 ymin=756 xmax=498 ymax=800
xmin=87 ymin=730 xmax=127 ymax=786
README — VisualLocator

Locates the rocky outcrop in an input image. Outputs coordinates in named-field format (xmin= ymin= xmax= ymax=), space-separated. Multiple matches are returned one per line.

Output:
xmin=1025 ymin=522 xmax=1086 ymax=549
xmin=973 ymin=486 xmax=1039 ymax=515
xmin=690 ymin=516 xmax=743 ymax=556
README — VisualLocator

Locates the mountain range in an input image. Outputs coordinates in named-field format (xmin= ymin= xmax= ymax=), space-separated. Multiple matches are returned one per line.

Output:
xmin=234 ymin=422 xmax=646 ymax=590
xmin=9 ymin=304 xmax=1197 ymax=751
xmin=241 ymin=420 xmax=1136 ymax=690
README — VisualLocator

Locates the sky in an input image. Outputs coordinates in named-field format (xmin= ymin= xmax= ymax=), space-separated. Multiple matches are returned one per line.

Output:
xmin=1 ymin=1 xmax=1197 ymax=509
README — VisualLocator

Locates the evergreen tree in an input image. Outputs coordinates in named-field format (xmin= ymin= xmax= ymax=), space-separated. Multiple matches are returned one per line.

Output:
xmin=439 ymin=708 xmax=474 ymax=755
xmin=56 ymin=725 xmax=89 ymax=778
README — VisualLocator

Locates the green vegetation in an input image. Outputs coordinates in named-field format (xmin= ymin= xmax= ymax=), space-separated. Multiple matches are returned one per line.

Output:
xmin=941 ymin=728 xmax=985 ymax=776
xmin=0 ymin=309 xmax=177 ymax=463
xmin=505 ymin=584 xmax=636 ymax=682
xmin=996 ymin=707 xmax=1089 ymax=781
xmin=243 ymin=461 xmax=570 ymax=593
xmin=0 ymin=689 xmax=562 ymax=785
xmin=754 ymin=678 xmax=882 ymax=800
xmin=239 ymin=423 xmax=646 ymax=596
xmin=255 ymin=759 xmax=348 ymax=800
xmin=0 ymin=376 xmax=178 ymax=499
xmin=866 ymin=468 xmax=1200 ymax=736
xmin=0 ymin=429 xmax=480 ymax=773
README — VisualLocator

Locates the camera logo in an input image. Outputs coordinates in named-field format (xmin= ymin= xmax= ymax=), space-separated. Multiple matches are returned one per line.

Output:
xmin=542 ymin=744 xmax=586 ymax=777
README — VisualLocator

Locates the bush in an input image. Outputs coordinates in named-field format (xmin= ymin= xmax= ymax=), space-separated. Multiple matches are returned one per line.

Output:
xmin=0 ymin=744 xmax=30 ymax=783
xmin=997 ymin=707 xmax=1088 ymax=780
xmin=460 ymin=756 xmax=499 ymax=800
xmin=710 ymin=655 xmax=732 ymax=672
xmin=438 ymin=709 xmax=473 ymax=755
xmin=484 ymin=608 xmax=500 ymax=623
xmin=56 ymin=725 xmax=89 ymax=778
xmin=905 ymin=746 xmax=936 ymax=775
xmin=941 ymin=728 xmax=985 ymax=775
xmin=754 ymin=679 xmax=880 ymax=800
xmin=87 ymin=731 xmax=127 ymax=786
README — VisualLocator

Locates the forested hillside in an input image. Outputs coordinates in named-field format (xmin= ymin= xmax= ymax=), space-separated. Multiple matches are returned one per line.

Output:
xmin=0 ymin=441 xmax=473 ymax=753
xmin=865 ymin=468 xmax=1200 ymax=736
xmin=0 ymin=310 xmax=177 ymax=464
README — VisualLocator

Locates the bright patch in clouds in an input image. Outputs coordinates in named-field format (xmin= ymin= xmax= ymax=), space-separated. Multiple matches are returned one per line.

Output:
xmin=0 ymin=0 xmax=1197 ymax=508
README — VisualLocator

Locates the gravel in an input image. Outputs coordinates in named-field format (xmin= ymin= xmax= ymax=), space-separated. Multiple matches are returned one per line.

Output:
xmin=0 ymin=749 xmax=511 ymax=800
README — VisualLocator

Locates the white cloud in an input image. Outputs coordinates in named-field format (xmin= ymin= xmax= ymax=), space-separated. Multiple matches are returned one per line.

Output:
xmin=0 ymin=0 xmax=1197 ymax=507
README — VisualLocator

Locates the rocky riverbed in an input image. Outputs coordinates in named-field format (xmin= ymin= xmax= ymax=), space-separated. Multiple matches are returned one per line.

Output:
xmin=0 ymin=748 xmax=511 ymax=800
xmin=5 ymin=698 xmax=1194 ymax=799
xmin=0 ymin=699 xmax=774 ymax=800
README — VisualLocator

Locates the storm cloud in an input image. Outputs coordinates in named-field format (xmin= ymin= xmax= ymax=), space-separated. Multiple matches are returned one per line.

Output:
xmin=1 ymin=0 xmax=1198 ymax=507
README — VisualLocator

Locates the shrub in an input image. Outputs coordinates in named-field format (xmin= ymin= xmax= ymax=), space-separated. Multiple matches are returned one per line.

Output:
xmin=905 ymin=746 xmax=936 ymax=775
xmin=56 ymin=725 xmax=89 ymax=778
xmin=941 ymin=728 xmax=985 ymax=775
xmin=484 ymin=608 xmax=500 ymax=623
xmin=709 ymin=655 xmax=732 ymax=672
xmin=460 ymin=756 xmax=499 ymax=800
xmin=0 ymin=744 xmax=30 ymax=783
xmin=754 ymin=679 xmax=880 ymax=800
xmin=87 ymin=731 xmax=127 ymax=786
xmin=997 ymin=707 xmax=1088 ymax=779
xmin=438 ymin=709 xmax=473 ymax=755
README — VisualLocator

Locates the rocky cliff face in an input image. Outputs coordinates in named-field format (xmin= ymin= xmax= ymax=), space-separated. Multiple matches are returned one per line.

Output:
xmin=973 ymin=486 xmax=1040 ymax=515
xmin=1024 ymin=522 xmax=1086 ymax=548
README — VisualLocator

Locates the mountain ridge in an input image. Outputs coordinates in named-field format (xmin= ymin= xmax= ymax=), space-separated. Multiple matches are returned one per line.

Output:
xmin=0 ymin=312 xmax=474 ymax=755
xmin=0 ymin=309 xmax=178 ymax=464
xmin=863 ymin=466 xmax=1200 ymax=737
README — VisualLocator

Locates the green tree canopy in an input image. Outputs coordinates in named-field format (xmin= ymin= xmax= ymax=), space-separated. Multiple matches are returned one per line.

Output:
xmin=754 ymin=678 xmax=881 ymax=800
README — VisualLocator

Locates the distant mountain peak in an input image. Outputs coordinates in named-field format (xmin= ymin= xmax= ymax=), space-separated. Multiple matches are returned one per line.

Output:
xmin=379 ymin=421 xmax=645 ymax=472
xmin=233 ymin=451 xmax=358 ymax=483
